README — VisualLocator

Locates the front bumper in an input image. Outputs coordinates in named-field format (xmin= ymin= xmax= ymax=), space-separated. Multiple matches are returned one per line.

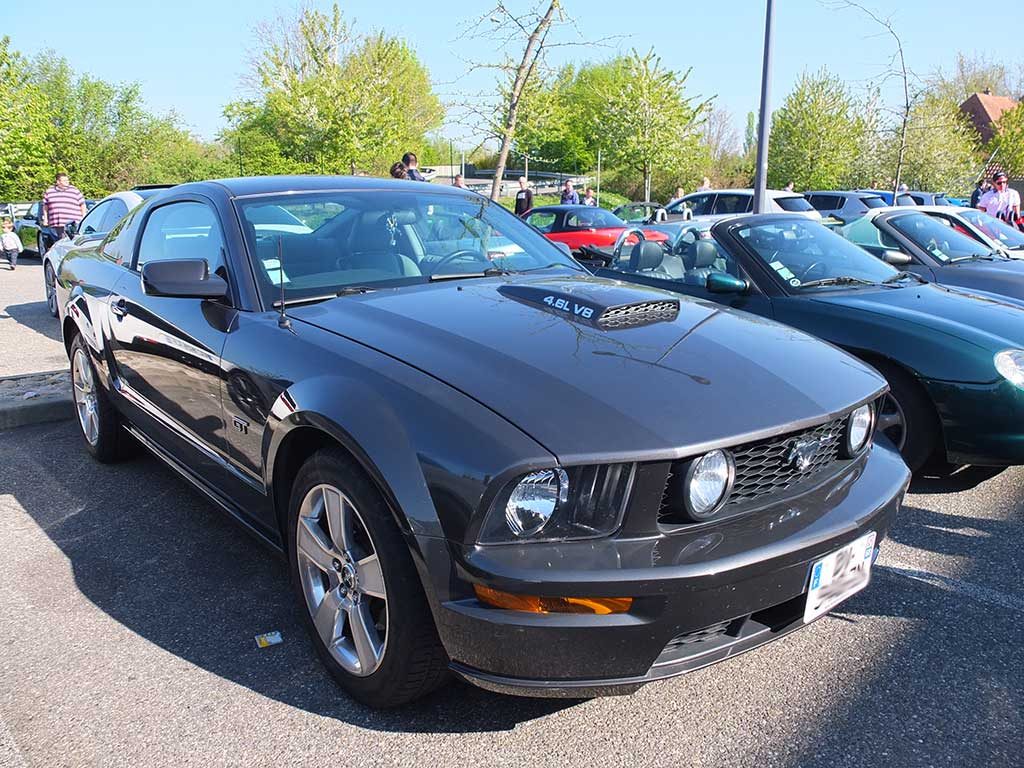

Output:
xmin=426 ymin=441 xmax=909 ymax=697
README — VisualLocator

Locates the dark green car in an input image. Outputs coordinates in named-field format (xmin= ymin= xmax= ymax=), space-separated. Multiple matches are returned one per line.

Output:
xmin=590 ymin=215 xmax=1024 ymax=472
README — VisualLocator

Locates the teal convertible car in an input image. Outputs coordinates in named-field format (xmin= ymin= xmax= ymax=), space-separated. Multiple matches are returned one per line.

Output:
xmin=587 ymin=215 xmax=1024 ymax=472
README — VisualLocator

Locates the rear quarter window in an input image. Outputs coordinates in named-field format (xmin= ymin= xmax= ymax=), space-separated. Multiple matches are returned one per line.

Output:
xmin=776 ymin=196 xmax=815 ymax=213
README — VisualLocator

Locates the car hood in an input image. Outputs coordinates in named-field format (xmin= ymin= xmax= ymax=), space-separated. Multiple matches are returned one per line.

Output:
xmin=937 ymin=259 xmax=1024 ymax=299
xmin=809 ymin=282 xmax=1024 ymax=350
xmin=290 ymin=274 xmax=885 ymax=462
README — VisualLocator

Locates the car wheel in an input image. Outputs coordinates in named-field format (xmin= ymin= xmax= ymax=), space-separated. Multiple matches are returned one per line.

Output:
xmin=36 ymin=232 xmax=46 ymax=257
xmin=70 ymin=334 xmax=128 ymax=463
xmin=44 ymin=262 xmax=58 ymax=317
xmin=872 ymin=360 xmax=938 ymax=472
xmin=286 ymin=447 xmax=448 ymax=707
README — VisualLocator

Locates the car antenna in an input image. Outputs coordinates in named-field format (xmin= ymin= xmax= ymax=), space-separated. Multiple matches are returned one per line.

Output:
xmin=277 ymin=236 xmax=292 ymax=331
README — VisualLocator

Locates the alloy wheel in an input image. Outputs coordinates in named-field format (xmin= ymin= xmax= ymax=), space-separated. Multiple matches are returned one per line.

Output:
xmin=296 ymin=483 xmax=388 ymax=677
xmin=72 ymin=348 xmax=100 ymax=445
xmin=876 ymin=393 xmax=907 ymax=452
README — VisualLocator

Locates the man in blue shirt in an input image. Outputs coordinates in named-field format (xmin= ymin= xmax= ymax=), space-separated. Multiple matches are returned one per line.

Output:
xmin=560 ymin=180 xmax=579 ymax=205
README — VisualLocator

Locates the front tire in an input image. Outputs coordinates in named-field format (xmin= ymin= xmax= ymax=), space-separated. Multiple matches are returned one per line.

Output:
xmin=872 ymin=360 xmax=939 ymax=472
xmin=36 ymin=232 xmax=46 ymax=257
xmin=286 ymin=447 xmax=448 ymax=707
xmin=45 ymin=262 xmax=58 ymax=317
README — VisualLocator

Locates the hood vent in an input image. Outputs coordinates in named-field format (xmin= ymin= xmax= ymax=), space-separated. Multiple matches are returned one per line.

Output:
xmin=498 ymin=283 xmax=680 ymax=331
xmin=598 ymin=300 xmax=680 ymax=330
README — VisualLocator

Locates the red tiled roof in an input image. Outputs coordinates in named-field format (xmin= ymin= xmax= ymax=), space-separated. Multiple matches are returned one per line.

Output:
xmin=960 ymin=92 xmax=1020 ymax=143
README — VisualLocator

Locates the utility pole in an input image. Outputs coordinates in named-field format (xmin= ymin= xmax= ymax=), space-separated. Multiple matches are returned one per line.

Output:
xmin=596 ymin=148 xmax=602 ymax=206
xmin=752 ymin=0 xmax=775 ymax=214
xmin=449 ymin=139 xmax=454 ymax=183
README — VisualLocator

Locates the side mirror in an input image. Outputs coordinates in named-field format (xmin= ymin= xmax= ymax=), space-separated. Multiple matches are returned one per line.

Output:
xmin=553 ymin=242 xmax=572 ymax=258
xmin=141 ymin=258 xmax=228 ymax=299
xmin=881 ymin=250 xmax=912 ymax=266
xmin=706 ymin=272 xmax=749 ymax=294
xmin=64 ymin=221 xmax=78 ymax=238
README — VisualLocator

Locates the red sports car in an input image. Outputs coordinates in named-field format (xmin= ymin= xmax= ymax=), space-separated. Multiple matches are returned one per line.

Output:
xmin=523 ymin=205 xmax=669 ymax=252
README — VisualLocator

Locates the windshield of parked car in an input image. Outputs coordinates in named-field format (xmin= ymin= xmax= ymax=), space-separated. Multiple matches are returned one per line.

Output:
xmin=888 ymin=212 xmax=999 ymax=262
xmin=735 ymin=218 xmax=897 ymax=289
xmin=959 ymin=209 xmax=1024 ymax=250
xmin=236 ymin=189 xmax=584 ymax=305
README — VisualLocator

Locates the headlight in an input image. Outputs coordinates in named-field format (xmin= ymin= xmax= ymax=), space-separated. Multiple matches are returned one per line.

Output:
xmin=995 ymin=349 xmax=1024 ymax=389
xmin=844 ymin=403 xmax=874 ymax=456
xmin=683 ymin=449 xmax=735 ymax=521
xmin=478 ymin=464 xmax=635 ymax=544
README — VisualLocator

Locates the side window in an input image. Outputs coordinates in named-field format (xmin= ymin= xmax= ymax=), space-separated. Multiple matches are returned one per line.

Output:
xmin=29 ymin=202 xmax=41 ymax=219
xmin=79 ymin=201 xmax=112 ymax=235
xmin=689 ymin=195 xmax=715 ymax=216
xmin=910 ymin=195 xmax=925 ymax=205
xmin=99 ymin=199 xmax=129 ymax=231
xmin=566 ymin=212 xmax=593 ymax=229
xmin=99 ymin=205 xmax=142 ymax=265
xmin=136 ymin=202 xmax=225 ymax=272
xmin=808 ymin=194 xmax=840 ymax=211
xmin=713 ymin=194 xmax=749 ymax=214
xmin=526 ymin=212 xmax=556 ymax=233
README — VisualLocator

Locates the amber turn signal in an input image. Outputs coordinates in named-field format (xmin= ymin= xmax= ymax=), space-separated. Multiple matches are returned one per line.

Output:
xmin=473 ymin=584 xmax=633 ymax=615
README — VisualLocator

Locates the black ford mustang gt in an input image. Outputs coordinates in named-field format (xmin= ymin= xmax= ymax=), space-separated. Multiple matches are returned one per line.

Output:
xmin=56 ymin=176 xmax=910 ymax=707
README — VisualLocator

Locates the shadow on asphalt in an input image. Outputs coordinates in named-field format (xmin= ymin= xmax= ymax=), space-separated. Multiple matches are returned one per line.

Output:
xmin=4 ymin=300 xmax=63 ymax=344
xmin=908 ymin=464 xmax=1006 ymax=494
xmin=3 ymin=421 xmax=578 ymax=733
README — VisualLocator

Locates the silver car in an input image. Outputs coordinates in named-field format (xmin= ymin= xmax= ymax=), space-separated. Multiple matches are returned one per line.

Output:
xmin=662 ymin=189 xmax=821 ymax=222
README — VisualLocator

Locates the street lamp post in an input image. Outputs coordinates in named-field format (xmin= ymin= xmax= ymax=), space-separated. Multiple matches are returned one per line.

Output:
xmin=752 ymin=0 xmax=775 ymax=214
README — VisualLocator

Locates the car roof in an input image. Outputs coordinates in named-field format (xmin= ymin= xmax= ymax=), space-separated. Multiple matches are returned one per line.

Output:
xmin=173 ymin=175 xmax=475 ymax=199
xmin=683 ymin=189 xmax=802 ymax=198
xmin=528 ymin=204 xmax=606 ymax=212
xmin=804 ymin=190 xmax=883 ymax=198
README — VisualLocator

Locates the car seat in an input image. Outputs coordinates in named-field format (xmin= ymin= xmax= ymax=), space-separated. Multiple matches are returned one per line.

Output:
xmin=684 ymin=240 xmax=721 ymax=286
xmin=348 ymin=212 xmax=421 ymax=277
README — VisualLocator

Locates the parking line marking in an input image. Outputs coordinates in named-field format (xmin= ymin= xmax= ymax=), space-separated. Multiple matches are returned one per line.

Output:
xmin=878 ymin=563 xmax=1024 ymax=613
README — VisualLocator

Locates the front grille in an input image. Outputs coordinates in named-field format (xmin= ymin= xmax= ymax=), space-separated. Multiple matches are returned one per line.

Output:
xmin=598 ymin=300 xmax=679 ymax=330
xmin=663 ymin=617 xmax=744 ymax=651
xmin=659 ymin=415 xmax=847 ymax=525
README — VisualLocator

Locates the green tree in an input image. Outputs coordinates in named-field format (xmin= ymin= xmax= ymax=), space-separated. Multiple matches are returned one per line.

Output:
xmin=768 ymin=69 xmax=864 ymax=190
xmin=600 ymin=50 xmax=709 ymax=201
xmin=896 ymin=93 xmax=980 ymax=193
xmin=992 ymin=104 xmax=1024 ymax=179
xmin=0 ymin=37 xmax=50 ymax=200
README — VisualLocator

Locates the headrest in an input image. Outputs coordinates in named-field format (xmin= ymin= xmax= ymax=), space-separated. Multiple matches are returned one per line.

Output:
xmin=630 ymin=240 xmax=664 ymax=271
xmin=693 ymin=240 xmax=719 ymax=268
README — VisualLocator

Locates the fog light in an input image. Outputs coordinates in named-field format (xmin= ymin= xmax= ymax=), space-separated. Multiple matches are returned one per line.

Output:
xmin=473 ymin=584 xmax=633 ymax=614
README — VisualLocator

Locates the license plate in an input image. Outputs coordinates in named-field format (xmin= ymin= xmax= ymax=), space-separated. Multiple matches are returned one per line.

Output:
xmin=804 ymin=532 xmax=876 ymax=623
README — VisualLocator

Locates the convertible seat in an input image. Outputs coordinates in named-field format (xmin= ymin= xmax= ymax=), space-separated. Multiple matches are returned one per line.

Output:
xmin=629 ymin=240 xmax=666 ymax=272
xmin=684 ymin=240 xmax=721 ymax=286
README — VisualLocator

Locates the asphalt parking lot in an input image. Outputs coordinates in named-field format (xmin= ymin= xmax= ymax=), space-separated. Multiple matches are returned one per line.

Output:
xmin=0 ymin=258 xmax=67 ymax=377
xmin=1 ymin=417 xmax=1021 ymax=767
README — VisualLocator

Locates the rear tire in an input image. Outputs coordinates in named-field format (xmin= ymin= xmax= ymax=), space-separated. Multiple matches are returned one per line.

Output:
xmin=69 ymin=334 xmax=130 ymax=463
xmin=286 ymin=447 xmax=448 ymax=707
xmin=871 ymin=359 xmax=939 ymax=472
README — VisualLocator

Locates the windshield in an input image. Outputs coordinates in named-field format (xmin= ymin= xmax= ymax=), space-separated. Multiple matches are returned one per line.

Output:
xmin=735 ymin=218 xmax=897 ymax=289
xmin=236 ymin=190 xmax=583 ymax=305
xmin=888 ymin=213 xmax=997 ymax=262
xmin=776 ymin=196 xmax=815 ymax=212
xmin=959 ymin=209 xmax=1024 ymax=250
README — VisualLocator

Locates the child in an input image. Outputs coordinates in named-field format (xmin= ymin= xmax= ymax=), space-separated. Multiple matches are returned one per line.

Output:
xmin=1 ymin=218 xmax=22 ymax=270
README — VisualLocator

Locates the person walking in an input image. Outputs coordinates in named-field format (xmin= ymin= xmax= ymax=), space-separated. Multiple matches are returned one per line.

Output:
xmin=402 ymin=152 xmax=426 ymax=182
xmin=979 ymin=171 xmax=1021 ymax=224
xmin=582 ymin=187 xmax=597 ymax=207
xmin=41 ymin=172 xmax=86 ymax=253
xmin=560 ymin=179 xmax=579 ymax=205
xmin=513 ymin=177 xmax=533 ymax=216
xmin=1 ymin=217 xmax=23 ymax=270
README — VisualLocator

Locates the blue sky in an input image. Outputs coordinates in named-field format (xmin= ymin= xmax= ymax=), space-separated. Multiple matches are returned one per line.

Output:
xmin=4 ymin=0 xmax=1017 ymax=146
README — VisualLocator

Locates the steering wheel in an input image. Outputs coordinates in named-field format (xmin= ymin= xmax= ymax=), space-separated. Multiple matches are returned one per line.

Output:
xmin=799 ymin=261 xmax=827 ymax=281
xmin=429 ymin=248 xmax=489 ymax=274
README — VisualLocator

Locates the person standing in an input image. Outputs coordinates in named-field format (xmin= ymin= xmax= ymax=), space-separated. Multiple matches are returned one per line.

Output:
xmin=1 ymin=217 xmax=23 ymax=270
xmin=389 ymin=162 xmax=409 ymax=179
xmin=979 ymin=171 xmax=1021 ymax=223
xmin=667 ymin=186 xmax=685 ymax=206
xmin=453 ymin=174 xmax=468 ymax=189
xmin=582 ymin=187 xmax=597 ymax=206
xmin=402 ymin=152 xmax=427 ymax=182
xmin=41 ymin=172 xmax=86 ymax=252
xmin=560 ymin=179 xmax=579 ymax=205
xmin=970 ymin=179 xmax=988 ymax=209
xmin=784 ymin=181 xmax=795 ymax=192
xmin=696 ymin=176 xmax=711 ymax=192
xmin=514 ymin=177 xmax=533 ymax=216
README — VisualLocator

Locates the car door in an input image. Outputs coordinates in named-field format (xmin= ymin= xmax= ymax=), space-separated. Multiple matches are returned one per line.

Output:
xmin=712 ymin=193 xmax=752 ymax=215
xmin=19 ymin=202 xmax=41 ymax=249
xmin=106 ymin=197 xmax=238 ymax=488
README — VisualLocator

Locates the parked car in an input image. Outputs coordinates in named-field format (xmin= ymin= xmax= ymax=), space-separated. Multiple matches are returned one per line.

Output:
xmin=16 ymin=198 xmax=97 ymax=255
xmin=661 ymin=189 xmax=821 ymax=222
xmin=839 ymin=208 xmax=1024 ymax=301
xmin=522 ymin=204 xmax=669 ymax=252
xmin=804 ymin=191 xmax=886 ymax=223
xmin=855 ymin=189 xmax=918 ymax=207
xmin=613 ymin=201 xmax=665 ymax=223
xmin=42 ymin=187 xmax=176 ymax=317
xmin=56 ymin=176 xmax=908 ymax=707
xmin=589 ymin=217 xmax=1024 ymax=472
xmin=906 ymin=191 xmax=954 ymax=207
xmin=954 ymin=206 xmax=1024 ymax=256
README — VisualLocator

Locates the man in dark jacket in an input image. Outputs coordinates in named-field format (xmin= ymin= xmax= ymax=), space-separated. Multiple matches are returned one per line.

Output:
xmin=560 ymin=179 xmax=579 ymax=205
xmin=402 ymin=152 xmax=427 ymax=182
xmin=514 ymin=177 xmax=533 ymax=216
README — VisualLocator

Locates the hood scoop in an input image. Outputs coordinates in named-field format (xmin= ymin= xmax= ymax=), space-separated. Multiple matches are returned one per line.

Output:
xmin=498 ymin=282 xmax=679 ymax=330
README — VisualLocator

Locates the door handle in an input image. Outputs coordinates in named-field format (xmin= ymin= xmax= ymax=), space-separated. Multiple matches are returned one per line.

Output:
xmin=111 ymin=298 xmax=128 ymax=318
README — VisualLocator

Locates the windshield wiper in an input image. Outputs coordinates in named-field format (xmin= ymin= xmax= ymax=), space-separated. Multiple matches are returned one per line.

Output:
xmin=949 ymin=252 xmax=999 ymax=263
xmin=798 ymin=276 xmax=877 ymax=289
xmin=336 ymin=285 xmax=375 ymax=296
xmin=882 ymin=271 xmax=927 ymax=285
xmin=429 ymin=267 xmax=510 ymax=281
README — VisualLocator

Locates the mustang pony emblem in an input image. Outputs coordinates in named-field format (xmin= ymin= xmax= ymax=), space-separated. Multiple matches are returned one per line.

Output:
xmin=787 ymin=438 xmax=821 ymax=472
